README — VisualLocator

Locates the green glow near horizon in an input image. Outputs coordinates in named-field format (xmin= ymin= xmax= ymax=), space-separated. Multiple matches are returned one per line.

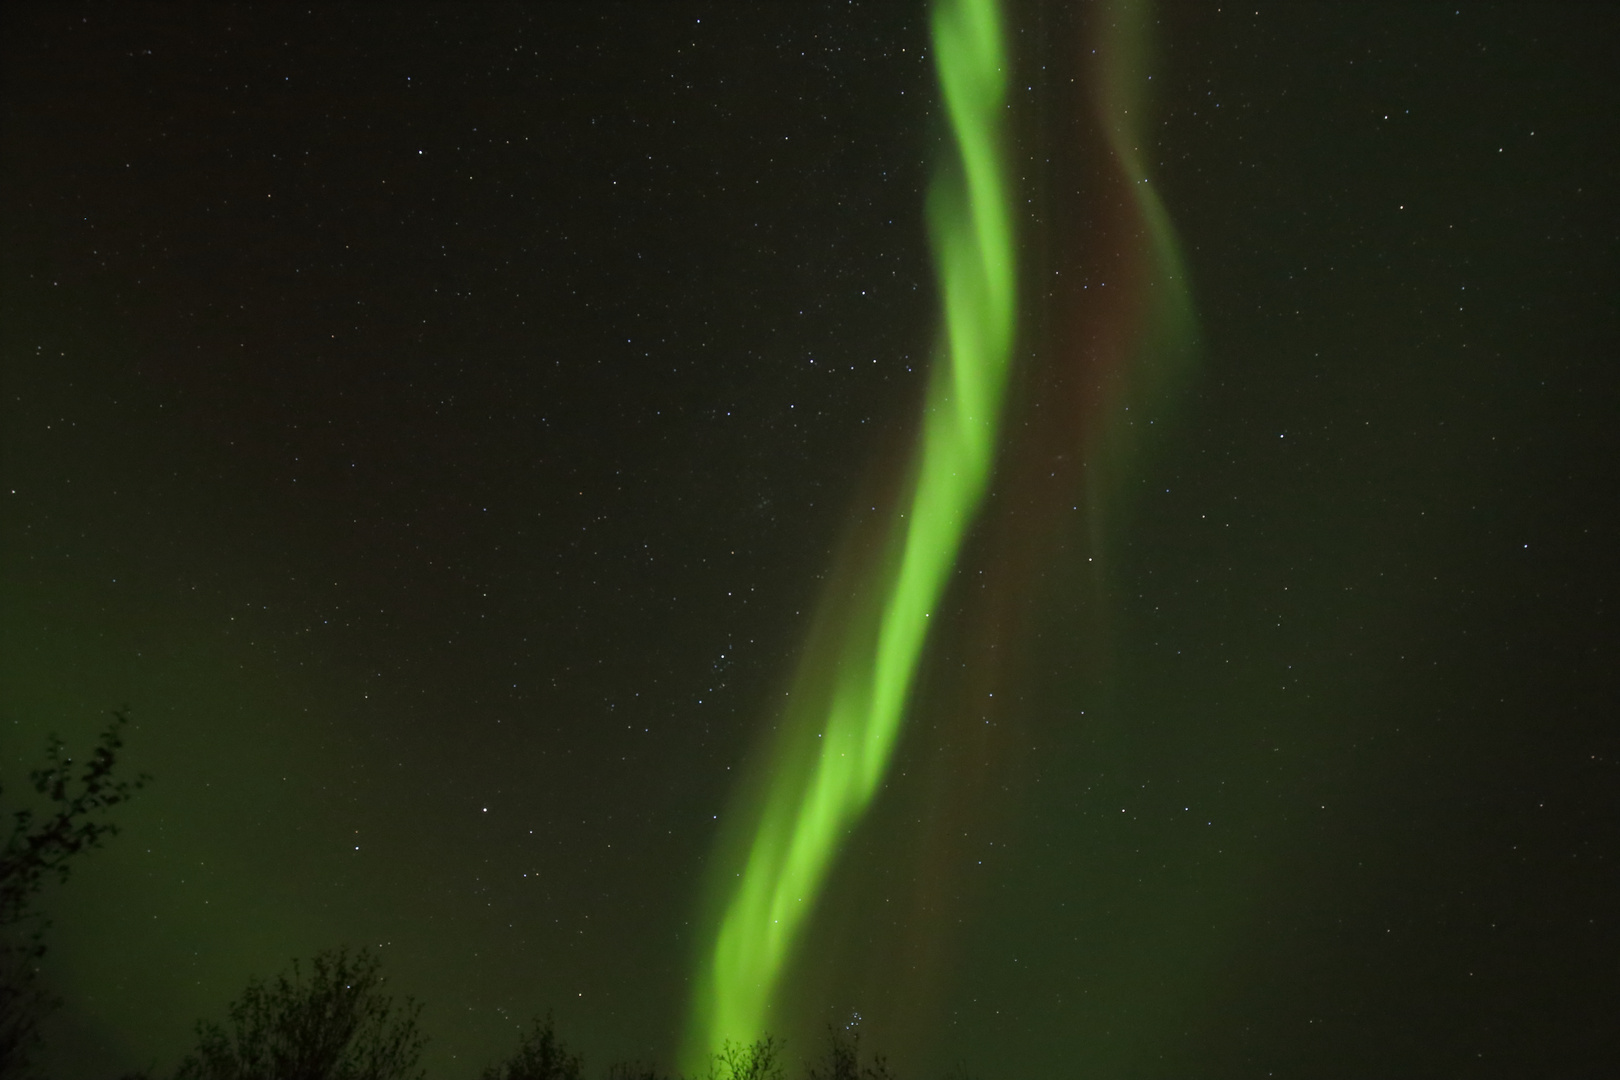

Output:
xmin=684 ymin=0 xmax=1014 ymax=1065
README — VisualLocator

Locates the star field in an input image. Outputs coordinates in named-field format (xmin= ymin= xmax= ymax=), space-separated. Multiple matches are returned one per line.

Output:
xmin=1 ymin=4 xmax=1617 ymax=1078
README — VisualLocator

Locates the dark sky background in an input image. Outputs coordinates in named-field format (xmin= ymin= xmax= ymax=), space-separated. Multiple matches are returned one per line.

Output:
xmin=2 ymin=3 xmax=1617 ymax=1079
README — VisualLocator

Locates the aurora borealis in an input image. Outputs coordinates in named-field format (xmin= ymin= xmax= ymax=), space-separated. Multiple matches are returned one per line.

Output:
xmin=689 ymin=0 xmax=1015 ymax=1062
xmin=3 ymin=4 xmax=1619 ymax=1079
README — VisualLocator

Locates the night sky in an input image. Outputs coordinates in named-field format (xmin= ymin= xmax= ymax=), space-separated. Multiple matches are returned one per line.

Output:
xmin=3 ymin=3 xmax=1618 ymax=1078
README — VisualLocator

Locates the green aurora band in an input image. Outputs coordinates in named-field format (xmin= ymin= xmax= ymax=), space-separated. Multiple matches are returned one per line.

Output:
xmin=1089 ymin=0 xmax=1198 ymax=497
xmin=685 ymin=0 xmax=1016 ymax=1063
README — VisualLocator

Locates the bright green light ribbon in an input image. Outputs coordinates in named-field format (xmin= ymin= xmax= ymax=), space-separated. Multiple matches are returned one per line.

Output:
xmin=686 ymin=0 xmax=1015 ymax=1064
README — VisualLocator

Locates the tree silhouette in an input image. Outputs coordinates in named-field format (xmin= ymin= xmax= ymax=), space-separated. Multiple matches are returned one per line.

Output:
xmin=0 ymin=709 xmax=148 ymax=1079
xmin=174 ymin=946 xmax=425 ymax=1080
xmin=805 ymin=1027 xmax=894 ymax=1080
xmin=707 ymin=1036 xmax=784 ymax=1080
xmin=603 ymin=1063 xmax=669 ymax=1080
xmin=478 ymin=1014 xmax=583 ymax=1080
